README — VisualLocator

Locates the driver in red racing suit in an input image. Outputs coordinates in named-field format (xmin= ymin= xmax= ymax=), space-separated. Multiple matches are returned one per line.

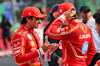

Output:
xmin=11 ymin=25 xmax=44 ymax=66
xmin=46 ymin=2 xmax=96 ymax=66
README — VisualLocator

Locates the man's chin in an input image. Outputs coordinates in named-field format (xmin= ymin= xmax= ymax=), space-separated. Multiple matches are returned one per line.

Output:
xmin=35 ymin=26 xmax=39 ymax=28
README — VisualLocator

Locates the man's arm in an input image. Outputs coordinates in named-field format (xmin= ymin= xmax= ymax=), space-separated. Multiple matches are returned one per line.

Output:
xmin=11 ymin=34 xmax=60 ymax=65
xmin=86 ymin=31 xmax=96 ymax=65
xmin=46 ymin=10 xmax=77 ymax=40
xmin=45 ymin=15 xmax=68 ymax=40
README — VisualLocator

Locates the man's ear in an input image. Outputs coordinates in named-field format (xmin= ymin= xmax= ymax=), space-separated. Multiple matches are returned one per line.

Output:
xmin=26 ymin=17 xmax=30 ymax=22
xmin=26 ymin=17 xmax=29 ymax=20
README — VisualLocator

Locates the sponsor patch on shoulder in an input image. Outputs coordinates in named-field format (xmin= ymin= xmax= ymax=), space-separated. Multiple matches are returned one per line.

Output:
xmin=27 ymin=34 xmax=32 ymax=40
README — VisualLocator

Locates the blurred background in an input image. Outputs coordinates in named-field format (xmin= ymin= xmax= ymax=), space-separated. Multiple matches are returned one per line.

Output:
xmin=0 ymin=0 xmax=100 ymax=33
xmin=0 ymin=0 xmax=100 ymax=66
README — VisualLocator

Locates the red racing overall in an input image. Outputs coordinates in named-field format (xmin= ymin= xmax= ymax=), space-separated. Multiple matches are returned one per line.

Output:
xmin=46 ymin=16 xmax=96 ymax=66
xmin=11 ymin=25 xmax=44 ymax=66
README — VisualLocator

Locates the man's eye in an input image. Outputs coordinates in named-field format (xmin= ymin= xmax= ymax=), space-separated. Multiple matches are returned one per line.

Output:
xmin=36 ymin=18 xmax=40 ymax=20
xmin=71 ymin=9 xmax=74 ymax=11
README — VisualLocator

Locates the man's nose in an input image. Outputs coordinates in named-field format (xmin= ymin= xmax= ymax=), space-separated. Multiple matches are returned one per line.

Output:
xmin=38 ymin=19 xmax=42 ymax=23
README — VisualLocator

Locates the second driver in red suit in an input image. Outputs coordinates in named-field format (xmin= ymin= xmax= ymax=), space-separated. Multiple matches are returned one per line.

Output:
xmin=46 ymin=2 xmax=96 ymax=66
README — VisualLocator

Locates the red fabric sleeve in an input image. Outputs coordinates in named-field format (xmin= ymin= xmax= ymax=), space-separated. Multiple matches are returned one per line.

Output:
xmin=86 ymin=31 xmax=96 ymax=65
xmin=45 ymin=18 xmax=73 ymax=40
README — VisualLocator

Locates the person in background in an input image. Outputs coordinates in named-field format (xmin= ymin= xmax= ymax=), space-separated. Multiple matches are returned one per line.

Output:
xmin=46 ymin=2 xmax=96 ymax=66
xmin=11 ymin=6 xmax=60 ymax=66
xmin=43 ymin=4 xmax=63 ymax=66
xmin=1 ymin=13 xmax=12 ymax=49
xmin=93 ymin=12 xmax=100 ymax=66
xmin=97 ymin=9 xmax=100 ymax=13
xmin=79 ymin=6 xmax=100 ymax=66
xmin=4 ymin=0 xmax=23 ymax=25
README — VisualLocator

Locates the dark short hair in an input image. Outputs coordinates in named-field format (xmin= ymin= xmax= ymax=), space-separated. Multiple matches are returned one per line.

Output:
xmin=93 ymin=12 xmax=100 ymax=24
xmin=20 ymin=16 xmax=33 ymax=25
xmin=48 ymin=4 xmax=60 ymax=22
xmin=71 ymin=9 xmax=78 ymax=20
xmin=80 ymin=6 xmax=91 ymax=12
xmin=51 ymin=4 xmax=60 ymax=14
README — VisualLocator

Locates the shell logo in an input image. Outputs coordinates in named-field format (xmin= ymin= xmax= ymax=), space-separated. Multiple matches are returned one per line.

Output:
xmin=31 ymin=41 xmax=35 ymax=46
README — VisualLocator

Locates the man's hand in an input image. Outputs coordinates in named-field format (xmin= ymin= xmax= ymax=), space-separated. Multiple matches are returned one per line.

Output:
xmin=49 ymin=43 xmax=61 ymax=52
xmin=42 ymin=42 xmax=60 ymax=52
xmin=42 ymin=42 xmax=51 ymax=52
xmin=63 ymin=9 xmax=76 ymax=20
xmin=57 ymin=57 xmax=63 ymax=66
